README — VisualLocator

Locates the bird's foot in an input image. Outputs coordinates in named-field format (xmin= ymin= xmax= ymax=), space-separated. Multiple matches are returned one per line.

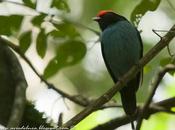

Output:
xmin=118 ymin=77 xmax=125 ymax=86
xmin=134 ymin=62 xmax=142 ymax=71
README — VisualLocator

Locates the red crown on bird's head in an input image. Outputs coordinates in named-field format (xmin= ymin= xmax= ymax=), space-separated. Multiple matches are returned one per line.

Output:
xmin=97 ymin=10 xmax=113 ymax=17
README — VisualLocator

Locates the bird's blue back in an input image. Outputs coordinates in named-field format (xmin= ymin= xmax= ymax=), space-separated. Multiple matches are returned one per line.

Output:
xmin=101 ymin=20 xmax=141 ymax=82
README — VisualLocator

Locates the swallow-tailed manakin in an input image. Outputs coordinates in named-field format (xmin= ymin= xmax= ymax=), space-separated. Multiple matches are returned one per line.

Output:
xmin=93 ymin=10 xmax=143 ymax=129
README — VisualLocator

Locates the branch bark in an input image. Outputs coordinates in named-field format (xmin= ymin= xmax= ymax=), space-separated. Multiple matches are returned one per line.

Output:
xmin=62 ymin=25 xmax=175 ymax=128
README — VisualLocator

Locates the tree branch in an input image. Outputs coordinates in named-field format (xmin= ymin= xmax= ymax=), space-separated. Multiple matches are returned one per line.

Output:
xmin=62 ymin=25 xmax=175 ymax=128
xmin=136 ymin=64 xmax=175 ymax=130
xmin=92 ymin=97 xmax=175 ymax=130
xmin=0 ymin=37 xmax=91 ymax=107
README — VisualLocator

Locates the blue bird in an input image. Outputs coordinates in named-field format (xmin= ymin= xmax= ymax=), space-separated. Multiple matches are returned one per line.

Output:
xmin=93 ymin=10 xmax=143 ymax=119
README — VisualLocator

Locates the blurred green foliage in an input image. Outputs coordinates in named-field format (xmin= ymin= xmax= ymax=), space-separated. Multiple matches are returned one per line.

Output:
xmin=51 ymin=0 xmax=70 ymax=12
xmin=52 ymin=22 xmax=81 ymax=38
xmin=131 ymin=0 xmax=161 ymax=26
xmin=0 ymin=15 xmax=23 ymax=35
xmin=36 ymin=28 xmax=47 ymax=58
xmin=22 ymin=0 xmax=36 ymax=9
xmin=31 ymin=13 xmax=47 ymax=27
xmin=44 ymin=40 xmax=86 ymax=79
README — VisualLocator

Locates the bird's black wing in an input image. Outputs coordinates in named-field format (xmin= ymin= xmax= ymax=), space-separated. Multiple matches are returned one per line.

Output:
xmin=135 ymin=29 xmax=143 ymax=91
xmin=101 ymin=42 xmax=118 ymax=83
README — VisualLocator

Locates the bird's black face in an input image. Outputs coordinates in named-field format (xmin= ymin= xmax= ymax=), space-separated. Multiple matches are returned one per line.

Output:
xmin=93 ymin=11 xmax=126 ymax=31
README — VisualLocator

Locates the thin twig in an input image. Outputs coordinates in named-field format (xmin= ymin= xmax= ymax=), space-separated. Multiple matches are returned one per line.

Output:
xmin=150 ymin=104 xmax=175 ymax=114
xmin=152 ymin=29 xmax=162 ymax=39
xmin=62 ymin=25 xmax=175 ymax=128
xmin=152 ymin=29 xmax=174 ymax=57
xmin=167 ymin=45 xmax=174 ymax=57
xmin=50 ymin=17 xmax=100 ymax=36
xmin=64 ymin=19 xmax=100 ymax=36
xmin=136 ymin=64 xmax=175 ymax=130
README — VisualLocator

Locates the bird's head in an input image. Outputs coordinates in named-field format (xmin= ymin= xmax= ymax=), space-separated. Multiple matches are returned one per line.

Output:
xmin=93 ymin=10 xmax=126 ymax=31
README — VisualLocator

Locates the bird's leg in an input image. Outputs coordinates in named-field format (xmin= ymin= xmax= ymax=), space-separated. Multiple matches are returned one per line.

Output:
xmin=128 ymin=114 xmax=136 ymax=130
xmin=131 ymin=120 xmax=135 ymax=130
xmin=134 ymin=62 xmax=142 ymax=72
xmin=131 ymin=109 xmax=139 ymax=130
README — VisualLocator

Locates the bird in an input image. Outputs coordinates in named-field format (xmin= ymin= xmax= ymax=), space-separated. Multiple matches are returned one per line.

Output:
xmin=93 ymin=10 xmax=143 ymax=128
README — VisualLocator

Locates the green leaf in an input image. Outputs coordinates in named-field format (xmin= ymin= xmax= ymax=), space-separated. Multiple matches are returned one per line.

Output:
xmin=0 ymin=15 xmax=23 ymax=35
xmin=10 ymin=15 xmax=23 ymax=31
xmin=43 ymin=57 xmax=60 ymax=79
xmin=48 ymin=30 xmax=66 ymax=38
xmin=19 ymin=31 xmax=32 ymax=53
xmin=130 ymin=0 xmax=161 ymax=26
xmin=52 ymin=22 xmax=80 ymax=38
xmin=44 ymin=40 xmax=86 ymax=78
xmin=51 ymin=0 xmax=70 ymax=12
xmin=36 ymin=29 xmax=47 ymax=58
xmin=22 ymin=0 xmax=36 ymax=9
xmin=144 ymin=65 xmax=152 ymax=74
xmin=160 ymin=57 xmax=171 ymax=67
xmin=31 ymin=13 xmax=47 ymax=27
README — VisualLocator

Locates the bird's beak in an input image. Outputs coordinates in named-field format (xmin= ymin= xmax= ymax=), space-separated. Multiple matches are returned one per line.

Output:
xmin=93 ymin=16 xmax=101 ymax=21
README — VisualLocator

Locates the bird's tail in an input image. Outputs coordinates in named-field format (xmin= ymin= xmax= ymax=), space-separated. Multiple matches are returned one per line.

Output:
xmin=120 ymin=87 xmax=137 ymax=115
xmin=120 ymin=87 xmax=137 ymax=130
